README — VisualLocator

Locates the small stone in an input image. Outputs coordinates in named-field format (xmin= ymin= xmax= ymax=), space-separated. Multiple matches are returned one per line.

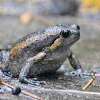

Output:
xmin=12 ymin=86 xmax=21 ymax=95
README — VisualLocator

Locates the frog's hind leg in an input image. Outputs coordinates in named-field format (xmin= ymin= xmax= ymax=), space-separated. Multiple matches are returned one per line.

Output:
xmin=19 ymin=52 xmax=46 ymax=85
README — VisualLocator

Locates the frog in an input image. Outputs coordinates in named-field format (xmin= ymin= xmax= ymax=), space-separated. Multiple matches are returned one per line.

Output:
xmin=0 ymin=24 xmax=83 ymax=85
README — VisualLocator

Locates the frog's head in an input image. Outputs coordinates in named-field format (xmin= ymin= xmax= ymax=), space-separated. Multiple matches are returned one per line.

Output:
xmin=60 ymin=24 xmax=80 ymax=47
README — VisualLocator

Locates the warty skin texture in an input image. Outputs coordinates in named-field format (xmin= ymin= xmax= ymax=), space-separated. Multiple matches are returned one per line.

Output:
xmin=1 ymin=24 xmax=83 ymax=84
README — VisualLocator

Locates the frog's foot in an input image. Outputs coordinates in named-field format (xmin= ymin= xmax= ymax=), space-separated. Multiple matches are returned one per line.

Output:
xmin=30 ymin=78 xmax=46 ymax=85
xmin=64 ymin=68 xmax=83 ymax=78
xmin=19 ymin=52 xmax=47 ymax=85
xmin=31 ymin=77 xmax=46 ymax=85
xmin=19 ymin=76 xmax=46 ymax=85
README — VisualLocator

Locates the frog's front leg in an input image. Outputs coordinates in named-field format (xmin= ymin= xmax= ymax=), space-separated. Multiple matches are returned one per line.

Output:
xmin=19 ymin=52 xmax=46 ymax=85
xmin=67 ymin=50 xmax=83 ymax=77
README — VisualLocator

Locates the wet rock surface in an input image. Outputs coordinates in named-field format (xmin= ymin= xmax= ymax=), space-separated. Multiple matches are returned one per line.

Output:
xmin=0 ymin=14 xmax=100 ymax=100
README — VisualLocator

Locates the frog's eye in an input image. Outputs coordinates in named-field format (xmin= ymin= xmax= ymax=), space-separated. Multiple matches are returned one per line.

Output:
xmin=77 ymin=25 xmax=80 ymax=30
xmin=60 ymin=30 xmax=71 ymax=38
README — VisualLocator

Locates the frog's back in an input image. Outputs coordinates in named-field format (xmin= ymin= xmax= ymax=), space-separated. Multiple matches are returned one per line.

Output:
xmin=9 ymin=25 xmax=63 ymax=77
xmin=9 ymin=26 xmax=62 ymax=60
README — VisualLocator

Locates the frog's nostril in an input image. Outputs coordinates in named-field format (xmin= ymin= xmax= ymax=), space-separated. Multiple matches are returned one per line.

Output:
xmin=77 ymin=25 xmax=80 ymax=30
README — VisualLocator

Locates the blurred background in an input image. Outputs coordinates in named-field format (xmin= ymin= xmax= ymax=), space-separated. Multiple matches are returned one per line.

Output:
xmin=0 ymin=0 xmax=100 ymax=48
xmin=0 ymin=0 xmax=100 ymax=49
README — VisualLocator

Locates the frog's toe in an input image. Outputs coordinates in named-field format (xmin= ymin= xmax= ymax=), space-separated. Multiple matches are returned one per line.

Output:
xmin=33 ymin=81 xmax=46 ymax=85
xmin=74 ymin=68 xmax=84 ymax=79
xmin=19 ymin=76 xmax=46 ymax=86
xmin=64 ymin=68 xmax=84 ymax=78
xmin=32 ymin=77 xmax=38 ymax=81
xmin=32 ymin=78 xmax=46 ymax=85
xmin=30 ymin=77 xmax=46 ymax=85
xmin=75 ymin=68 xmax=83 ymax=77
xmin=29 ymin=80 xmax=46 ymax=86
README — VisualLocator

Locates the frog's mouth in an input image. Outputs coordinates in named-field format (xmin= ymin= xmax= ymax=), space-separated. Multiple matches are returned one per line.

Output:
xmin=66 ymin=30 xmax=80 ymax=45
xmin=75 ymin=30 xmax=80 ymax=37
xmin=73 ymin=30 xmax=80 ymax=42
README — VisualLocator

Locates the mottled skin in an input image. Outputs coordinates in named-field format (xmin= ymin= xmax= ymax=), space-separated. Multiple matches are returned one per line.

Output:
xmin=1 ymin=24 xmax=83 ymax=84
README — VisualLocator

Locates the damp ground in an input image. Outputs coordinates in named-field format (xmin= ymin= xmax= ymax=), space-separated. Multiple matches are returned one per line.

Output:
xmin=0 ymin=14 xmax=100 ymax=100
